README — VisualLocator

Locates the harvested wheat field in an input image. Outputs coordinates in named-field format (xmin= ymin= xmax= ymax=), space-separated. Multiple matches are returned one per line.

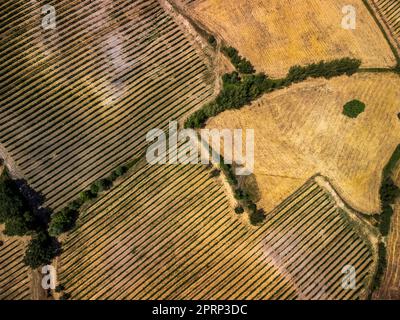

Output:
xmin=58 ymin=159 xmax=376 ymax=300
xmin=0 ymin=0 xmax=215 ymax=211
xmin=207 ymin=73 xmax=400 ymax=214
xmin=375 ymin=164 xmax=400 ymax=299
xmin=0 ymin=228 xmax=31 ymax=300
xmin=185 ymin=0 xmax=396 ymax=77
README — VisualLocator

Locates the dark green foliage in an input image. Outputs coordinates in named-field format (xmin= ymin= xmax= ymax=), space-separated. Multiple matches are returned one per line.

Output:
xmin=380 ymin=177 xmax=400 ymax=205
xmin=222 ymin=71 xmax=241 ymax=86
xmin=79 ymin=190 xmax=95 ymax=203
xmin=55 ymin=284 xmax=64 ymax=293
xmin=383 ymin=145 xmax=400 ymax=178
xmin=208 ymin=35 xmax=217 ymax=47
xmin=246 ymin=201 xmax=257 ymax=213
xmin=3 ymin=213 xmax=33 ymax=236
xmin=379 ymin=177 xmax=399 ymax=236
xmin=0 ymin=170 xmax=34 ymax=236
xmin=24 ymin=232 xmax=60 ymax=269
xmin=185 ymin=58 xmax=361 ymax=129
xmin=373 ymin=243 xmax=387 ymax=291
xmin=342 ymin=100 xmax=366 ymax=118
xmin=0 ymin=171 xmax=26 ymax=222
xmin=110 ymin=171 xmax=119 ymax=181
xmin=219 ymin=161 xmax=238 ymax=186
xmin=222 ymin=46 xmax=255 ymax=74
xmin=185 ymin=108 xmax=208 ymax=129
xmin=234 ymin=188 xmax=250 ymax=201
xmin=234 ymin=206 xmax=244 ymax=214
xmin=68 ymin=199 xmax=83 ymax=211
xmin=95 ymin=178 xmax=112 ymax=192
xmin=116 ymin=165 xmax=128 ymax=176
xmin=90 ymin=183 xmax=99 ymax=195
xmin=287 ymin=58 xmax=361 ymax=82
xmin=210 ymin=169 xmax=221 ymax=178
xmin=373 ymin=145 xmax=400 ymax=291
xmin=48 ymin=208 xmax=78 ymax=237
xmin=249 ymin=209 xmax=266 ymax=226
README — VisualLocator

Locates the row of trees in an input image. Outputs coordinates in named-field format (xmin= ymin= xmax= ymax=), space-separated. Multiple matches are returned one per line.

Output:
xmin=185 ymin=58 xmax=362 ymax=129
xmin=372 ymin=144 xmax=400 ymax=291
xmin=48 ymin=163 xmax=131 ymax=237
xmin=219 ymin=160 xmax=265 ymax=226
xmin=221 ymin=46 xmax=255 ymax=74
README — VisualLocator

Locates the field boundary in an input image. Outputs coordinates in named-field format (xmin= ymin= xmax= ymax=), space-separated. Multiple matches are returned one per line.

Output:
xmin=361 ymin=0 xmax=400 ymax=70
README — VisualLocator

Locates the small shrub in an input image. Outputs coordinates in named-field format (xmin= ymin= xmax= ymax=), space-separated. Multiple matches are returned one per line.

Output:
xmin=210 ymin=169 xmax=221 ymax=178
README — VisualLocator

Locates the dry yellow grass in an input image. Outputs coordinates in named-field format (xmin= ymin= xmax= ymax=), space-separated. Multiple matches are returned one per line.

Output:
xmin=189 ymin=0 xmax=396 ymax=77
xmin=207 ymin=73 xmax=400 ymax=214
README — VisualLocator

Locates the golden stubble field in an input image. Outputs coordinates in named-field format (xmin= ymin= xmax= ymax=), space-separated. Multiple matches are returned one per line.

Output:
xmin=187 ymin=0 xmax=396 ymax=77
xmin=207 ymin=73 xmax=400 ymax=214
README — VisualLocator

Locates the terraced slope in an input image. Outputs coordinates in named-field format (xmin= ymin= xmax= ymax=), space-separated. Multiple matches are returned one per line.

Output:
xmin=59 ymin=162 xmax=376 ymax=300
xmin=0 ymin=230 xmax=31 ymax=300
xmin=0 ymin=0 xmax=214 ymax=211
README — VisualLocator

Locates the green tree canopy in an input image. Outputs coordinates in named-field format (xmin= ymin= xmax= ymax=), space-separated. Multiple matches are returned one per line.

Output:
xmin=343 ymin=100 xmax=366 ymax=118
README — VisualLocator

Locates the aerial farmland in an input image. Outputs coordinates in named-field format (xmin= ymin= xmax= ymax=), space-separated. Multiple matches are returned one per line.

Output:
xmin=1 ymin=0 xmax=400 ymax=305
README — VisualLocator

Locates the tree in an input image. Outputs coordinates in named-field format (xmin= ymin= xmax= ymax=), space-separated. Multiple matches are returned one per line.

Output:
xmin=0 ymin=170 xmax=34 ymax=236
xmin=0 ymin=171 xmax=26 ymax=223
xmin=115 ymin=165 xmax=128 ymax=177
xmin=48 ymin=208 xmax=78 ymax=237
xmin=235 ymin=206 xmax=244 ymax=214
xmin=24 ymin=232 xmax=60 ymax=269
xmin=250 ymin=209 xmax=266 ymax=226
xmin=4 ymin=213 xmax=33 ymax=236
xmin=95 ymin=178 xmax=112 ymax=192
xmin=68 ymin=199 xmax=82 ymax=211
xmin=90 ymin=183 xmax=99 ymax=195
xmin=79 ymin=190 xmax=94 ymax=203
xmin=343 ymin=99 xmax=366 ymax=118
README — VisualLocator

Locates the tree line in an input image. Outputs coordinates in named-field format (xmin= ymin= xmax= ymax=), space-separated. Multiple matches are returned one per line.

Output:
xmin=185 ymin=57 xmax=361 ymax=129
